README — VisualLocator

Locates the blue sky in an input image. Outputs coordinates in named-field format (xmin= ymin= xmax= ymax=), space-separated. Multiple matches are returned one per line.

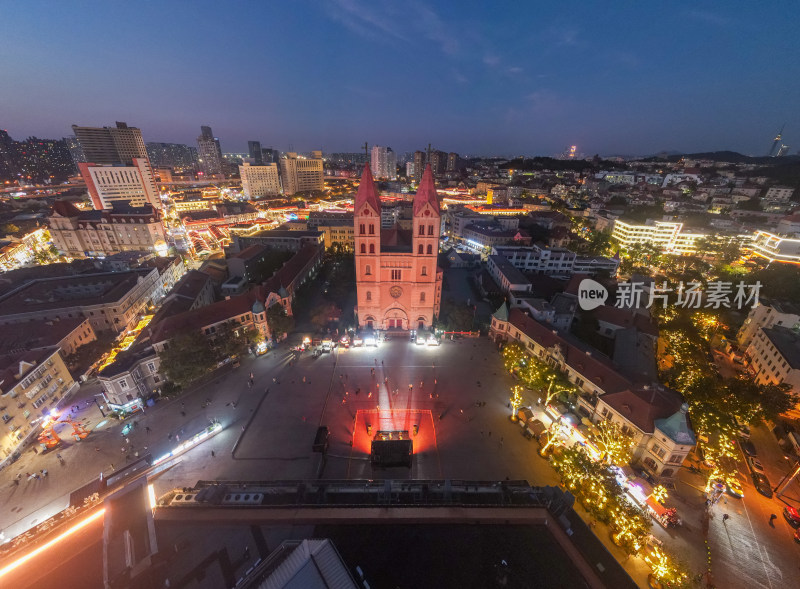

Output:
xmin=1 ymin=1 xmax=798 ymax=156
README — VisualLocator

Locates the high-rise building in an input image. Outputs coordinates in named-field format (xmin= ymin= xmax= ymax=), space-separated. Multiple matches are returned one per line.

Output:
xmin=197 ymin=125 xmax=224 ymax=177
xmin=72 ymin=122 xmax=148 ymax=165
xmin=280 ymin=152 xmax=324 ymax=195
xmin=413 ymin=151 xmax=426 ymax=182
xmin=14 ymin=137 xmax=75 ymax=183
xmin=429 ymin=150 xmax=447 ymax=176
xmin=146 ymin=142 xmax=198 ymax=173
xmin=370 ymin=145 xmax=397 ymax=180
xmin=261 ymin=147 xmax=280 ymax=165
xmin=405 ymin=162 xmax=415 ymax=178
xmin=354 ymin=163 xmax=442 ymax=330
xmin=239 ymin=163 xmax=281 ymax=198
xmin=0 ymin=130 xmax=18 ymax=181
xmin=79 ymin=158 xmax=160 ymax=210
xmin=248 ymin=141 xmax=263 ymax=165
xmin=447 ymin=152 xmax=460 ymax=172
xmin=65 ymin=136 xmax=86 ymax=168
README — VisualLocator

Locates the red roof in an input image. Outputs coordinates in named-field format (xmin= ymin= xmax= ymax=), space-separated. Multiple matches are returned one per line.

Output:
xmin=413 ymin=164 xmax=440 ymax=215
xmin=354 ymin=163 xmax=381 ymax=214
xmin=600 ymin=386 xmax=682 ymax=434
xmin=262 ymin=245 xmax=320 ymax=296
xmin=507 ymin=308 xmax=632 ymax=394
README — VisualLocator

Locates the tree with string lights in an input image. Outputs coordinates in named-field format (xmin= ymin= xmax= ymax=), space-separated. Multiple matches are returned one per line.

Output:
xmin=589 ymin=419 xmax=635 ymax=465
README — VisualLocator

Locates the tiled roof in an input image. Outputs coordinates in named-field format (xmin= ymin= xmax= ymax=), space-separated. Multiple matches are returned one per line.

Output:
xmin=507 ymin=308 xmax=632 ymax=394
xmin=592 ymin=305 xmax=659 ymax=338
xmin=601 ymin=386 xmax=683 ymax=434
xmin=262 ymin=245 xmax=320 ymax=296
xmin=413 ymin=164 xmax=440 ymax=215
xmin=354 ymin=163 xmax=381 ymax=214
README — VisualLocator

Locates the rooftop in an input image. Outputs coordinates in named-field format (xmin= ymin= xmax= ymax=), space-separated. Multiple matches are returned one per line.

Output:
xmin=762 ymin=326 xmax=800 ymax=369
xmin=601 ymin=385 xmax=684 ymax=434
xmin=0 ymin=316 xmax=89 ymax=355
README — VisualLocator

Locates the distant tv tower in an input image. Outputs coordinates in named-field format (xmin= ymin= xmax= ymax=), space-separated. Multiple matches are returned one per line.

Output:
xmin=768 ymin=124 xmax=785 ymax=157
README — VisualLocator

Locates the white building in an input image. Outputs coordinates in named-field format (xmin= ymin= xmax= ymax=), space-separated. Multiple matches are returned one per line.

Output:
xmin=750 ymin=230 xmax=800 ymax=263
xmin=765 ymin=186 xmax=795 ymax=202
xmin=746 ymin=326 xmax=800 ymax=392
xmin=737 ymin=302 xmax=800 ymax=349
xmin=492 ymin=245 xmax=620 ymax=277
xmin=239 ymin=163 xmax=281 ymax=198
xmin=370 ymin=145 xmax=397 ymax=180
xmin=79 ymin=158 xmax=161 ymax=210
xmin=611 ymin=220 xmax=707 ymax=254
xmin=280 ymin=152 xmax=324 ymax=195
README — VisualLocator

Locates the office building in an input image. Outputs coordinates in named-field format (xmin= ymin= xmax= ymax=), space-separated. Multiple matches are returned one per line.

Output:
xmin=239 ymin=163 xmax=281 ymax=198
xmin=261 ymin=147 xmax=279 ymax=165
xmin=280 ymin=152 xmax=323 ymax=195
xmin=197 ymin=125 xmax=224 ymax=177
xmin=413 ymin=150 xmax=426 ymax=182
xmin=611 ymin=220 xmax=707 ymax=255
xmin=71 ymin=122 xmax=148 ymax=165
xmin=247 ymin=141 xmax=263 ymax=165
xmin=447 ymin=152 xmax=460 ymax=172
xmin=78 ymin=158 xmax=161 ymax=210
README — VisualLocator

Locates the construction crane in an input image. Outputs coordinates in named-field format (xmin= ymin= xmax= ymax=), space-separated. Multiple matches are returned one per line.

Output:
xmin=768 ymin=124 xmax=785 ymax=157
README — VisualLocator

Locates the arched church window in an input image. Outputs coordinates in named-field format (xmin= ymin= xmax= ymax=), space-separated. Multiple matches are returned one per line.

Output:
xmin=428 ymin=224 xmax=434 ymax=235
xmin=369 ymin=244 xmax=375 ymax=254
xmin=418 ymin=245 xmax=423 ymax=254
xmin=427 ymin=244 xmax=432 ymax=255
xmin=360 ymin=243 xmax=366 ymax=254
xmin=365 ymin=265 xmax=371 ymax=275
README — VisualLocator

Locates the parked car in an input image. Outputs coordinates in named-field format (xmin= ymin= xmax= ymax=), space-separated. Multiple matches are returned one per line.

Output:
xmin=740 ymin=439 xmax=757 ymax=457
xmin=751 ymin=473 xmax=773 ymax=498
xmin=726 ymin=476 xmax=745 ymax=498
xmin=747 ymin=456 xmax=766 ymax=475
xmin=783 ymin=506 xmax=800 ymax=528
xmin=738 ymin=424 xmax=751 ymax=440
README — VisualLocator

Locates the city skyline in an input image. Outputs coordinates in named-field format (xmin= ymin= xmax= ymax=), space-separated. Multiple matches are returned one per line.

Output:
xmin=1 ymin=2 xmax=799 ymax=157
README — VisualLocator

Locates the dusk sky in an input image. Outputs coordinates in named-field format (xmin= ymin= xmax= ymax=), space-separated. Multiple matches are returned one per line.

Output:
xmin=2 ymin=1 xmax=799 ymax=157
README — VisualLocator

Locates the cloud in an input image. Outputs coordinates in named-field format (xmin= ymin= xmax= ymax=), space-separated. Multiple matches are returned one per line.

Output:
xmin=452 ymin=70 xmax=469 ymax=84
xmin=553 ymin=27 xmax=579 ymax=47
xmin=326 ymin=0 xmax=458 ymax=56
xmin=483 ymin=54 xmax=500 ymax=66
xmin=686 ymin=9 xmax=733 ymax=27
xmin=505 ymin=66 xmax=523 ymax=75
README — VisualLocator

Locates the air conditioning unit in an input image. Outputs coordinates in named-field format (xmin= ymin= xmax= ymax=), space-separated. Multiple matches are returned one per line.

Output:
xmin=222 ymin=492 xmax=263 ymax=506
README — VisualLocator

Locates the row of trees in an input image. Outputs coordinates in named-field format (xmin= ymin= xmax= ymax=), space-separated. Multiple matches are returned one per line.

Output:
xmin=550 ymin=446 xmax=690 ymax=587
xmin=501 ymin=342 xmax=577 ymax=407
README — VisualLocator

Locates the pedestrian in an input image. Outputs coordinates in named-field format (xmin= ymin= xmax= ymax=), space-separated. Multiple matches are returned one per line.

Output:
xmin=175 ymin=434 xmax=180 ymax=442
xmin=500 ymin=437 xmax=504 ymax=447
xmin=722 ymin=513 xmax=729 ymax=522
xmin=769 ymin=514 xmax=777 ymax=525
xmin=241 ymin=425 xmax=245 ymax=432
xmin=32 ymin=447 xmax=38 ymax=455
xmin=488 ymin=431 xmax=491 ymax=437
xmin=249 ymin=372 xmax=254 ymax=380
xmin=126 ymin=437 xmax=130 ymax=444
xmin=145 ymin=426 xmax=151 ymax=434
xmin=211 ymin=450 xmax=216 ymax=457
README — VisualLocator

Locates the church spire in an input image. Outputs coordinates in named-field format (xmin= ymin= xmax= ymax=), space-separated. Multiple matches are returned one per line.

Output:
xmin=355 ymin=162 xmax=381 ymax=213
xmin=413 ymin=163 xmax=440 ymax=215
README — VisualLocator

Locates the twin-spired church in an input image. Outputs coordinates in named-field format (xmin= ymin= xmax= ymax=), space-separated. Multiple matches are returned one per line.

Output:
xmin=354 ymin=163 xmax=443 ymax=330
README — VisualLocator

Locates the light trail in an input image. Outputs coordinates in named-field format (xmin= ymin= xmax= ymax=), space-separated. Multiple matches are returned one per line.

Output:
xmin=0 ymin=508 xmax=105 ymax=579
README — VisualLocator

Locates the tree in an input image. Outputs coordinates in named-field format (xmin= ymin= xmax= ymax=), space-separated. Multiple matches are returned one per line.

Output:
xmin=267 ymin=304 xmax=295 ymax=340
xmin=213 ymin=322 xmax=258 ymax=358
xmin=157 ymin=330 xmax=216 ymax=387
xmin=510 ymin=385 xmax=523 ymax=418
xmin=590 ymin=419 xmax=635 ymax=465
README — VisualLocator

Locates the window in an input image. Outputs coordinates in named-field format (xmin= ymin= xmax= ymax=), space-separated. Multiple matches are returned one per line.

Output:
xmin=359 ymin=223 xmax=365 ymax=235
xmin=418 ymin=245 xmax=423 ymax=254
xmin=391 ymin=270 xmax=401 ymax=280
xmin=651 ymin=444 xmax=666 ymax=459
xmin=421 ymin=266 xmax=427 ymax=276
xmin=366 ymin=291 xmax=372 ymax=301
xmin=420 ymin=292 xmax=426 ymax=302
xmin=668 ymin=454 xmax=683 ymax=464
xmin=147 ymin=362 xmax=156 ymax=373
xmin=418 ymin=224 xmax=424 ymax=236
xmin=368 ymin=224 xmax=374 ymax=235
xmin=118 ymin=378 xmax=128 ymax=390
xmin=360 ymin=243 xmax=366 ymax=254
xmin=369 ymin=244 xmax=375 ymax=254
xmin=428 ymin=224 xmax=434 ymax=235
xmin=427 ymin=244 xmax=433 ymax=255
xmin=365 ymin=265 xmax=371 ymax=275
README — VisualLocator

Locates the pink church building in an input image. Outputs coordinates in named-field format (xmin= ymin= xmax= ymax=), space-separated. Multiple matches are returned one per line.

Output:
xmin=354 ymin=163 xmax=443 ymax=330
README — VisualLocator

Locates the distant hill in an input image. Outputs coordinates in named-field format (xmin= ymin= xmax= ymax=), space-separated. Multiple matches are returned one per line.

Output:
xmin=646 ymin=151 xmax=800 ymax=165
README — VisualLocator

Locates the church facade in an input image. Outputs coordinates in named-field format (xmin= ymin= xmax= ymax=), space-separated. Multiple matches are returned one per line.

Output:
xmin=354 ymin=163 xmax=443 ymax=330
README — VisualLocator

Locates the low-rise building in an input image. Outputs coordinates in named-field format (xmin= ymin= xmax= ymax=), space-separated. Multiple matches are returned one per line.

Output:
xmin=49 ymin=200 xmax=167 ymax=258
xmin=0 ymin=268 xmax=161 ymax=334
xmin=0 ymin=316 xmax=96 ymax=357
xmin=489 ymin=307 xmax=693 ymax=480
xmin=611 ymin=220 xmax=707 ymax=255
xmin=231 ymin=230 xmax=323 ymax=253
xmin=745 ymin=326 xmax=800 ymax=391
xmin=737 ymin=302 xmax=800 ymax=349
xmin=0 ymin=347 xmax=78 ymax=466
xmin=487 ymin=255 xmax=531 ymax=294
xmin=98 ymin=342 xmax=161 ymax=415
